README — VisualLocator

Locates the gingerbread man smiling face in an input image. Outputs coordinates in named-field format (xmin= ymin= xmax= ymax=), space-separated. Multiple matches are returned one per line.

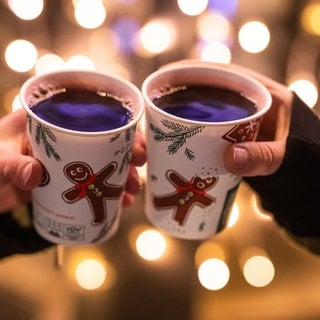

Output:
xmin=62 ymin=161 xmax=124 ymax=225
xmin=64 ymin=162 xmax=93 ymax=184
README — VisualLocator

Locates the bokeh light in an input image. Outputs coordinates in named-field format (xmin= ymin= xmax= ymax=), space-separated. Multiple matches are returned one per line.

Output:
xmin=227 ymin=203 xmax=240 ymax=228
xmin=5 ymin=39 xmax=38 ymax=72
xmin=177 ymin=0 xmax=208 ymax=16
xmin=8 ymin=0 xmax=44 ymax=20
xmin=200 ymin=41 xmax=232 ymax=63
xmin=35 ymin=53 xmax=66 ymax=74
xmin=66 ymin=55 xmax=95 ymax=70
xmin=238 ymin=21 xmax=270 ymax=53
xmin=301 ymin=3 xmax=320 ymax=36
xmin=75 ymin=259 xmax=106 ymax=290
xmin=11 ymin=94 xmax=22 ymax=111
xmin=196 ymin=12 xmax=232 ymax=43
xmin=195 ymin=241 xmax=227 ymax=268
xmin=74 ymin=0 xmax=107 ymax=29
xmin=139 ymin=20 xmax=174 ymax=54
xmin=198 ymin=258 xmax=230 ymax=290
xmin=253 ymin=196 xmax=272 ymax=220
xmin=136 ymin=229 xmax=167 ymax=261
xmin=3 ymin=87 xmax=20 ymax=112
xmin=288 ymin=79 xmax=318 ymax=108
xmin=243 ymin=255 xmax=275 ymax=287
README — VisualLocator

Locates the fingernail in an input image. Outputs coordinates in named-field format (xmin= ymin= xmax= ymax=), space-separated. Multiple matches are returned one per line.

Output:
xmin=22 ymin=162 xmax=33 ymax=186
xmin=234 ymin=147 xmax=249 ymax=169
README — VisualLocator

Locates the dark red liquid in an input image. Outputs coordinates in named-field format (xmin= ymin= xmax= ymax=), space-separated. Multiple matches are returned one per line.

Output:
xmin=153 ymin=85 xmax=256 ymax=122
xmin=31 ymin=89 xmax=132 ymax=132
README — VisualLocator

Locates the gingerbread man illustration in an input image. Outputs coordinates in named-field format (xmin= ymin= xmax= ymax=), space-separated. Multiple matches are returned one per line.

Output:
xmin=153 ymin=170 xmax=218 ymax=225
xmin=62 ymin=161 xmax=124 ymax=225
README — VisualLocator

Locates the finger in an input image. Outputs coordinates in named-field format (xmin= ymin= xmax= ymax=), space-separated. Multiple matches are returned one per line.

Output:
xmin=124 ymin=166 xmax=140 ymax=196
xmin=0 ymin=154 xmax=43 ymax=190
xmin=224 ymin=141 xmax=285 ymax=177
xmin=122 ymin=166 xmax=141 ymax=207
xmin=122 ymin=193 xmax=135 ymax=207
xmin=130 ymin=133 xmax=147 ymax=167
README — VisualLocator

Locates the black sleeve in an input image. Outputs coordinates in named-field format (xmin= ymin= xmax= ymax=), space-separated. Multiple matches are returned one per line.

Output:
xmin=244 ymin=94 xmax=320 ymax=237
xmin=0 ymin=208 xmax=51 ymax=259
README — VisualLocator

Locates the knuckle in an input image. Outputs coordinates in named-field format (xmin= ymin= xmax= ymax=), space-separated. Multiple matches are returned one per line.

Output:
xmin=256 ymin=143 xmax=280 ymax=174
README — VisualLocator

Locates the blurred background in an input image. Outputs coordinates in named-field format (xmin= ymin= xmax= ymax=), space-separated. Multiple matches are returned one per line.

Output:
xmin=1 ymin=0 xmax=320 ymax=319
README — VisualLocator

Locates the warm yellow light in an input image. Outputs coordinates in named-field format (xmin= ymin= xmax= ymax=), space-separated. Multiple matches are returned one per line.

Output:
xmin=301 ymin=3 xmax=320 ymax=35
xmin=253 ymin=197 xmax=272 ymax=220
xmin=3 ymin=88 xmax=20 ymax=113
xmin=74 ymin=0 xmax=106 ymax=29
xmin=139 ymin=21 xmax=174 ymax=54
xmin=243 ymin=255 xmax=275 ymax=287
xmin=238 ymin=21 xmax=270 ymax=53
xmin=196 ymin=12 xmax=232 ymax=43
xmin=66 ymin=55 xmax=95 ymax=70
xmin=8 ymin=0 xmax=43 ymax=20
xmin=200 ymin=41 xmax=231 ymax=63
xmin=35 ymin=53 xmax=66 ymax=74
xmin=75 ymin=259 xmax=106 ymax=290
xmin=198 ymin=258 xmax=230 ymax=290
xmin=5 ymin=39 xmax=38 ymax=72
xmin=136 ymin=229 xmax=167 ymax=261
xmin=227 ymin=203 xmax=240 ymax=228
xmin=178 ymin=0 xmax=208 ymax=16
xmin=288 ymin=79 xmax=318 ymax=108
xmin=12 ymin=94 xmax=22 ymax=111
xmin=194 ymin=241 xmax=227 ymax=268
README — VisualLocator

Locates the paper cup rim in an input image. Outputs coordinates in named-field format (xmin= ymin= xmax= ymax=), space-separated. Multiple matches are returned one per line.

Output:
xmin=20 ymin=69 xmax=145 ymax=136
xmin=141 ymin=62 xmax=272 ymax=126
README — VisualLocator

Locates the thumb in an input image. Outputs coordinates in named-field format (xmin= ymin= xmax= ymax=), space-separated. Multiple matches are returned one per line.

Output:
xmin=224 ymin=141 xmax=285 ymax=177
xmin=0 ymin=155 xmax=43 ymax=190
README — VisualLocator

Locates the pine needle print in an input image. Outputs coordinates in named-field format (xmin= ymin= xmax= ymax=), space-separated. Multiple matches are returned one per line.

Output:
xmin=184 ymin=147 xmax=195 ymax=161
xmin=27 ymin=114 xmax=32 ymax=133
xmin=35 ymin=123 xmax=62 ymax=161
xmin=119 ymin=150 xmax=131 ymax=174
xmin=125 ymin=125 xmax=136 ymax=143
xmin=150 ymin=119 xmax=205 ymax=160
xmin=109 ymin=133 xmax=121 ymax=143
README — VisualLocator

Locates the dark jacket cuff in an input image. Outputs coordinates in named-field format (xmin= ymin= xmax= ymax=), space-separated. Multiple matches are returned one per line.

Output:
xmin=245 ymin=94 xmax=320 ymax=237
xmin=0 ymin=210 xmax=51 ymax=259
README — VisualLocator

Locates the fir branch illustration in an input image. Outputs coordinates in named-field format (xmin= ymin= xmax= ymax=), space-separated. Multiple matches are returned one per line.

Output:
xmin=35 ymin=123 xmax=62 ymax=161
xmin=27 ymin=114 xmax=32 ymax=134
xmin=150 ymin=119 xmax=205 ymax=159
xmin=125 ymin=125 xmax=136 ymax=143
xmin=119 ymin=150 xmax=131 ymax=174
xmin=109 ymin=133 xmax=121 ymax=142
xmin=109 ymin=126 xmax=135 ymax=144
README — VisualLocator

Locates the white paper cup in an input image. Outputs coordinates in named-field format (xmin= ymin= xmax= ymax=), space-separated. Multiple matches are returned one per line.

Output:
xmin=20 ymin=70 xmax=144 ymax=245
xmin=142 ymin=61 xmax=272 ymax=240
